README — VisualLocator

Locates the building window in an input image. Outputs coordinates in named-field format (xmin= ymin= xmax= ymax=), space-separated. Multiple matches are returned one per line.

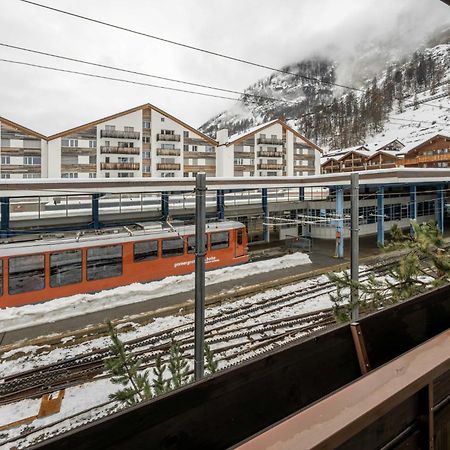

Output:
xmin=143 ymin=151 xmax=151 ymax=159
xmin=89 ymin=140 xmax=96 ymax=148
xmin=124 ymin=126 xmax=134 ymax=132
xmin=118 ymin=172 xmax=134 ymax=178
xmin=192 ymin=145 xmax=198 ymax=152
xmin=161 ymin=117 xmax=165 ymax=122
xmin=61 ymin=139 xmax=78 ymax=147
xmin=9 ymin=254 xmax=45 ymax=294
xmin=234 ymin=158 xmax=243 ymax=165
xmin=161 ymin=143 xmax=175 ymax=149
xmin=118 ymin=142 xmax=134 ymax=148
xmin=1 ymin=156 xmax=10 ymax=165
xmin=183 ymin=131 xmax=189 ymax=138
xmin=161 ymin=172 xmax=175 ymax=178
xmin=105 ymin=125 xmax=115 ymax=131
xmin=62 ymin=172 xmax=78 ymax=178
xmin=143 ymin=121 xmax=151 ymax=129
xmin=205 ymin=146 xmax=214 ymax=152
xmin=87 ymin=245 xmax=122 ymax=280
xmin=161 ymin=129 xmax=174 ymax=135
xmin=50 ymin=250 xmax=82 ymax=287
xmin=105 ymin=172 xmax=110 ymax=178
xmin=143 ymin=136 xmax=151 ymax=143
xmin=183 ymin=144 xmax=189 ymax=151
xmin=143 ymin=165 xmax=151 ymax=173
xmin=23 ymin=156 xmax=41 ymax=165
xmin=118 ymin=157 xmax=134 ymax=163
xmin=89 ymin=155 xmax=96 ymax=164
xmin=105 ymin=140 xmax=110 ymax=147
xmin=134 ymin=240 xmax=158 ymax=262
xmin=1 ymin=173 xmax=10 ymax=179
xmin=23 ymin=173 xmax=40 ymax=179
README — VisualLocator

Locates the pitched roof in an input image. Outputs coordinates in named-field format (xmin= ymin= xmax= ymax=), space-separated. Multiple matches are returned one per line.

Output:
xmin=47 ymin=103 xmax=218 ymax=145
xmin=400 ymin=132 xmax=450 ymax=155
xmin=225 ymin=118 xmax=322 ymax=152
xmin=0 ymin=116 xmax=47 ymax=140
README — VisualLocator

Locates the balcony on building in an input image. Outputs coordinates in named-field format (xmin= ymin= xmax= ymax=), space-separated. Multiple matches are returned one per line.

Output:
xmin=100 ymin=146 xmax=140 ymax=155
xmin=257 ymin=163 xmax=284 ymax=170
xmin=100 ymin=130 xmax=140 ymax=139
xmin=157 ymin=133 xmax=181 ymax=142
xmin=257 ymin=150 xmax=283 ymax=157
xmin=157 ymin=163 xmax=181 ymax=170
xmin=257 ymin=137 xmax=283 ymax=145
xmin=100 ymin=162 xmax=140 ymax=170
xmin=156 ymin=148 xmax=181 ymax=156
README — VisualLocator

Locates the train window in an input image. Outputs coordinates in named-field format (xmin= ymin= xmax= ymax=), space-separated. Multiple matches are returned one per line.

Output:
xmin=87 ymin=245 xmax=122 ymax=281
xmin=9 ymin=254 xmax=45 ymax=295
xmin=187 ymin=235 xmax=207 ymax=254
xmin=134 ymin=240 xmax=158 ymax=262
xmin=211 ymin=232 xmax=229 ymax=250
xmin=162 ymin=238 xmax=184 ymax=257
xmin=50 ymin=250 xmax=82 ymax=287
xmin=237 ymin=229 xmax=243 ymax=246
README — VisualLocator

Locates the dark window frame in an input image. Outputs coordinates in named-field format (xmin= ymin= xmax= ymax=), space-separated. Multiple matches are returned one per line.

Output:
xmin=210 ymin=231 xmax=229 ymax=250
xmin=86 ymin=245 xmax=123 ymax=281
xmin=134 ymin=240 xmax=159 ymax=263
xmin=162 ymin=238 xmax=185 ymax=258
xmin=50 ymin=249 xmax=83 ymax=288
xmin=8 ymin=253 xmax=45 ymax=295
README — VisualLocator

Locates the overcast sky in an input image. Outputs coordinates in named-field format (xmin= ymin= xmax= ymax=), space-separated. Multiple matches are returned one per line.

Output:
xmin=0 ymin=0 xmax=448 ymax=135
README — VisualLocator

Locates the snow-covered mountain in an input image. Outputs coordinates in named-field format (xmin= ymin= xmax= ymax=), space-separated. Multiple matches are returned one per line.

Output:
xmin=200 ymin=28 xmax=450 ymax=150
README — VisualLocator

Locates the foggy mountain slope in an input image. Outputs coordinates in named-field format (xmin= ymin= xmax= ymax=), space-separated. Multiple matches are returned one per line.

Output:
xmin=200 ymin=27 xmax=450 ymax=148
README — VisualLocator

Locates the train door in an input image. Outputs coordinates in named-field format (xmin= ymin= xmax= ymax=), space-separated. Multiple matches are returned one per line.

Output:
xmin=234 ymin=228 xmax=246 ymax=257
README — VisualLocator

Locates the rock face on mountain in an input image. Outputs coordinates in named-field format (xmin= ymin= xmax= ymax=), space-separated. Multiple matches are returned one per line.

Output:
xmin=200 ymin=29 xmax=450 ymax=150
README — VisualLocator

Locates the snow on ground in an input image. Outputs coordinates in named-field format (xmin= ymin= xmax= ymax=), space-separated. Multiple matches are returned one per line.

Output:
xmin=0 ymin=269 xmax=333 ymax=447
xmin=0 ymin=252 xmax=312 ymax=333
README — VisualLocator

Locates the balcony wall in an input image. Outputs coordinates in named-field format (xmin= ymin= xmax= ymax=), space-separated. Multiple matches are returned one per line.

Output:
xmin=156 ymin=163 xmax=181 ymax=170
xmin=156 ymin=134 xmax=181 ymax=142
xmin=156 ymin=148 xmax=181 ymax=156
xmin=100 ymin=130 xmax=140 ymax=139
xmin=100 ymin=162 xmax=140 ymax=170
xmin=100 ymin=146 xmax=140 ymax=155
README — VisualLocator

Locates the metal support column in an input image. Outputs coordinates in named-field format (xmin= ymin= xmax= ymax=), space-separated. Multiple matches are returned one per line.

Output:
xmin=161 ymin=192 xmax=169 ymax=222
xmin=350 ymin=173 xmax=359 ymax=321
xmin=0 ymin=197 xmax=10 ymax=238
xmin=377 ymin=187 xmax=385 ymax=247
xmin=262 ymin=188 xmax=269 ymax=242
xmin=194 ymin=173 xmax=206 ymax=381
xmin=216 ymin=189 xmax=225 ymax=220
xmin=435 ymin=184 xmax=444 ymax=234
xmin=92 ymin=194 xmax=100 ymax=230
xmin=299 ymin=187 xmax=305 ymax=202
xmin=409 ymin=185 xmax=417 ymax=236
xmin=335 ymin=186 xmax=344 ymax=258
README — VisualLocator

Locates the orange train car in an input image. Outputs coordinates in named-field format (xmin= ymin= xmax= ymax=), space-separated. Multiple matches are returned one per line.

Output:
xmin=0 ymin=221 xmax=249 ymax=308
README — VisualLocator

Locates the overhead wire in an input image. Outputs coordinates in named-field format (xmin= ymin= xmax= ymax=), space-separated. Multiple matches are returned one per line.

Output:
xmin=16 ymin=0 xmax=362 ymax=92
xmin=0 ymin=42 xmax=303 ymax=105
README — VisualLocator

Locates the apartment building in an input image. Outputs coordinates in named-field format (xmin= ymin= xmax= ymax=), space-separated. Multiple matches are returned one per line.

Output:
xmin=46 ymin=104 xmax=217 ymax=179
xmin=0 ymin=117 xmax=46 ymax=179
xmin=0 ymin=105 xmax=322 ymax=179
xmin=216 ymin=119 xmax=321 ymax=177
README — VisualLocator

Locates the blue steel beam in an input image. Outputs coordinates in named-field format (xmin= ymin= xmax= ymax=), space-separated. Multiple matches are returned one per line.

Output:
xmin=299 ymin=187 xmax=305 ymax=202
xmin=92 ymin=194 xmax=101 ymax=230
xmin=409 ymin=185 xmax=417 ymax=236
xmin=0 ymin=197 xmax=10 ymax=238
xmin=435 ymin=184 xmax=445 ymax=234
xmin=216 ymin=189 xmax=225 ymax=220
xmin=377 ymin=187 xmax=385 ymax=247
xmin=262 ymin=188 xmax=269 ymax=242
xmin=161 ymin=192 xmax=169 ymax=222
xmin=335 ymin=187 xmax=344 ymax=258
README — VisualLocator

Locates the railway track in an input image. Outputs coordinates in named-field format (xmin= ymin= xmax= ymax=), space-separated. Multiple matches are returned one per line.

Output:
xmin=0 ymin=260 xmax=397 ymax=406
